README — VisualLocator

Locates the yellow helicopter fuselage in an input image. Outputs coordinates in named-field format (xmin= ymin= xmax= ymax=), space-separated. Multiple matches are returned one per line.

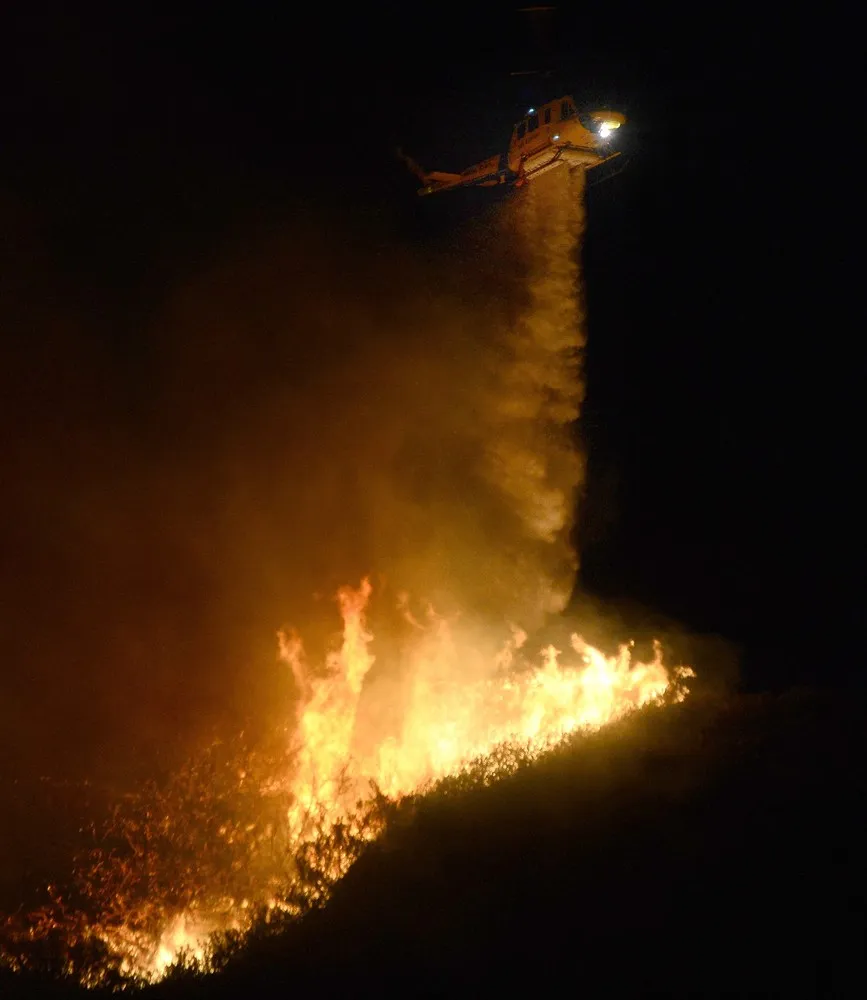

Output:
xmin=412 ymin=96 xmax=626 ymax=196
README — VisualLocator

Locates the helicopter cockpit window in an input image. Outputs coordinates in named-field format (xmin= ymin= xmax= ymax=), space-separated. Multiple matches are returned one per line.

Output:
xmin=528 ymin=113 xmax=539 ymax=132
xmin=516 ymin=121 xmax=526 ymax=140
xmin=544 ymin=108 xmax=551 ymax=125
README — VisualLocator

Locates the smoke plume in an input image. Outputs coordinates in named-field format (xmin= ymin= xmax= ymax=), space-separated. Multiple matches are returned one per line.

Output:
xmin=1 ymin=170 xmax=588 ymax=788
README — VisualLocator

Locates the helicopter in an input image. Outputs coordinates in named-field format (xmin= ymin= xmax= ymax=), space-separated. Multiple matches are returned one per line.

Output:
xmin=400 ymin=95 xmax=626 ymax=197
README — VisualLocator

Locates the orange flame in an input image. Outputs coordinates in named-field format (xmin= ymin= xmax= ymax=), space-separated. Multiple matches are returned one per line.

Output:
xmin=0 ymin=579 xmax=694 ymax=984
xmin=282 ymin=580 xmax=691 ymax=814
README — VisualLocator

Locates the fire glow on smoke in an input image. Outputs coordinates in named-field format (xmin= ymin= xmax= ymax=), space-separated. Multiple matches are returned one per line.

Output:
xmin=2 ymin=168 xmax=696 ymax=985
xmin=1 ymin=579 xmax=693 ymax=984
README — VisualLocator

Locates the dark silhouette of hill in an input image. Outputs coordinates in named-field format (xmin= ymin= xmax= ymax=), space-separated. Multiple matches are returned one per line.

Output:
xmin=6 ymin=688 xmax=862 ymax=997
xmin=194 ymin=690 xmax=865 ymax=997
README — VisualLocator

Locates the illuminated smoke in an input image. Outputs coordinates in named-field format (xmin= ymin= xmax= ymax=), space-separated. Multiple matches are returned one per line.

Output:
xmin=1 ymin=171 xmax=590 ymax=777
xmin=0 ymin=169 xmax=696 ymax=982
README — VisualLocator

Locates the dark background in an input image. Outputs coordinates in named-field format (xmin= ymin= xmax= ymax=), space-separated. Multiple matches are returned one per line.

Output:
xmin=0 ymin=0 xmax=854 ymax=766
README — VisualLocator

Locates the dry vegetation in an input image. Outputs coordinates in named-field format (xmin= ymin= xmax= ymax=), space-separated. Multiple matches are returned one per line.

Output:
xmin=3 ymin=686 xmax=864 ymax=997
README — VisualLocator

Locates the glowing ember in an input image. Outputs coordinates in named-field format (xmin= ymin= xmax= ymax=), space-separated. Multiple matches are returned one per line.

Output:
xmin=0 ymin=579 xmax=693 ymax=983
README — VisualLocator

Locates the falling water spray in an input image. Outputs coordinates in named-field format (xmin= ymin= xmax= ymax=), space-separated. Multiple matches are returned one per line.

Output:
xmin=480 ymin=167 xmax=587 ymax=624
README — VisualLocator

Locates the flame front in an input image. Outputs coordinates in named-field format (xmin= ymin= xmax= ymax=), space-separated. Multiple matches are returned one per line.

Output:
xmin=0 ymin=581 xmax=693 ymax=983
xmin=283 ymin=580 xmax=688 ymax=817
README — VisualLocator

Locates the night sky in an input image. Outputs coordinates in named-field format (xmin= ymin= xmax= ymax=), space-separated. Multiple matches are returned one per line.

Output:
xmin=0 ymin=4 xmax=854 ymax=783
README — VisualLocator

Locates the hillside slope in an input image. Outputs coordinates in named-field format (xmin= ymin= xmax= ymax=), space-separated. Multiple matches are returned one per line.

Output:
xmin=3 ymin=689 xmax=863 ymax=997
xmin=161 ymin=689 xmax=867 ymax=997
